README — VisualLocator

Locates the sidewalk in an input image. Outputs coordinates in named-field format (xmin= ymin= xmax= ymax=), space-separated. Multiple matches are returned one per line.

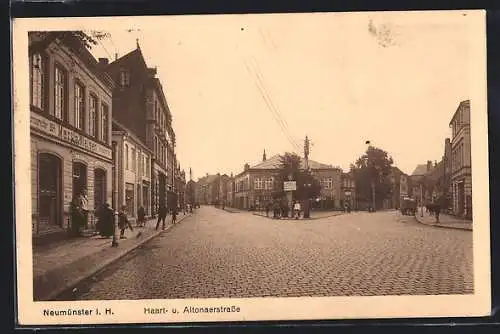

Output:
xmin=413 ymin=210 xmax=472 ymax=231
xmin=253 ymin=210 xmax=344 ymax=220
xmin=33 ymin=213 xmax=192 ymax=301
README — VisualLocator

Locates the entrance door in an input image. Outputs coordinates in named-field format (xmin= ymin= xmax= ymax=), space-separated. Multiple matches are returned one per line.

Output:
xmin=94 ymin=169 xmax=106 ymax=211
xmin=458 ymin=182 xmax=465 ymax=216
xmin=158 ymin=173 xmax=166 ymax=208
xmin=38 ymin=153 xmax=62 ymax=227
xmin=125 ymin=183 xmax=134 ymax=215
xmin=143 ymin=182 xmax=149 ymax=215
xmin=72 ymin=162 xmax=87 ymax=200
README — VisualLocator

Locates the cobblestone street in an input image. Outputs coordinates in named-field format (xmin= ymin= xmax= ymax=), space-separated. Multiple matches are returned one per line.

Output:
xmin=71 ymin=206 xmax=473 ymax=300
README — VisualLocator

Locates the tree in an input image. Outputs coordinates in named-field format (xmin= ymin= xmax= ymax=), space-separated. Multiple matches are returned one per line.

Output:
xmin=352 ymin=146 xmax=394 ymax=209
xmin=29 ymin=30 xmax=110 ymax=53
xmin=278 ymin=152 xmax=321 ymax=201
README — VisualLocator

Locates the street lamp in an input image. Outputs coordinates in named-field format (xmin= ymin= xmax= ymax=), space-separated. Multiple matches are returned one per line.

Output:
xmin=303 ymin=182 xmax=311 ymax=218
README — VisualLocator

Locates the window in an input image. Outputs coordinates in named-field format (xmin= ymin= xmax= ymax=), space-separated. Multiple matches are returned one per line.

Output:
xmin=322 ymin=177 xmax=333 ymax=189
xmin=254 ymin=178 xmax=264 ymax=190
xmin=31 ymin=53 xmax=44 ymax=109
xmin=125 ymin=144 xmax=129 ymax=170
xmin=101 ymin=103 xmax=109 ymax=143
xmin=131 ymin=147 xmax=136 ymax=172
xmin=265 ymin=178 xmax=274 ymax=190
xmin=89 ymin=95 xmax=98 ymax=137
xmin=74 ymin=82 xmax=85 ymax=130
xmin=54 ymin=65 xmax=67 ymax=120
xmin=120 ymin=70 xmax=130 ymax=87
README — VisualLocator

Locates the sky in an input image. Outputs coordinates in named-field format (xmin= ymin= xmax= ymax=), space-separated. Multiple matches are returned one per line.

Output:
xmin=86 ymin=12 xmax=474 ymax=180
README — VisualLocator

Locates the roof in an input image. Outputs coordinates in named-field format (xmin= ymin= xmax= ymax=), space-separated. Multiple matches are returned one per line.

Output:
xmin=449 ymin=99 xmax=471 ymax=126
xmin=29 ymin=32 xmax=115 ymax=90
xmin=411 ymin=164 xmax=428 ymax=176
xmin=251 ymin=154 xmax=334 ymax=170
xmin=425 ymin=160 xmax=444 ymax=183
xmin=197 ymin=174 xmax=219 ymax=184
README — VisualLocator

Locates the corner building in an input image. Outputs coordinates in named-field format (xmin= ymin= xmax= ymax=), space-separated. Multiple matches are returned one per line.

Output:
xmin=29 ymin=33 xmax=114 ymax=239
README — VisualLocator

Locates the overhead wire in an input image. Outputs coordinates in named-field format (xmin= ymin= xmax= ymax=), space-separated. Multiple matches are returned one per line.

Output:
xmin=243 ymin=57 xmax=302 ymax=154
xmin=248 ymin=56 xmax=303 ymax=150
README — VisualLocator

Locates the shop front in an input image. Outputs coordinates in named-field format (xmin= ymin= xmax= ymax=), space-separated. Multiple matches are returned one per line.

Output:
xmin=31 ymin=112 xmax=113 ymax=239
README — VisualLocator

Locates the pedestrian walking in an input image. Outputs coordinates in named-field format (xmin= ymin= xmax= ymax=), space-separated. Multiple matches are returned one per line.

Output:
xmin=156 ymin=204 xmax=168 ymax=230
xmin=137 ymin=206 xmax=146 ymax=227
xmin=118 ymin=205 xmax=134 ymax=239
xmin=172 ymin=206 xmax=177 ymax=224
xmin=293 ymin=201 xmax=301 ymax=219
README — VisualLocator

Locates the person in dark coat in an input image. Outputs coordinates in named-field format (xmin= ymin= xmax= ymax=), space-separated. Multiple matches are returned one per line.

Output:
xmin=137 ymin=206 xmax=146 ymax=227
xmin=96 ymin=203 xmax=114 ymax=237
xmin=156 ymin=204 xmax=168 ymax=230
xmin=172 ymin=206 xmax=177 ymax=224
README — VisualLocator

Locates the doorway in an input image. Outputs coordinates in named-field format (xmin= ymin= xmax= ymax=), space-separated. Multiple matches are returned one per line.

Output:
xmin=72 ymin=162 xmax=87 ymax=200
xmin=38 ymin=153 xmax=62 ymax=228
xmin=94 ymin=168 xmax=106 ymax=211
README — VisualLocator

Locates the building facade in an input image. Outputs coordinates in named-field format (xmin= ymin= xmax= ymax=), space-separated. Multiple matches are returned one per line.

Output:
xmin=232 ymin=153 xmax=351 ymax=210
xmin=449 ymin=100 xmax=472 ymax=218
xmin=104 ymin=43 xmax=178 ymax=216
xmin=29 ymin=32 xmax=115 ymax=239
xmin=195 ymin=174 xmax=219 ymax=205
xmin=112 ymin=120 xmax=153 ymax=219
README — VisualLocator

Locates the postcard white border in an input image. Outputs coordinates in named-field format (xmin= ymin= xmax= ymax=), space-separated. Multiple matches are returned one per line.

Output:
xmin=13 ymin=10 xmax=491 ymax=325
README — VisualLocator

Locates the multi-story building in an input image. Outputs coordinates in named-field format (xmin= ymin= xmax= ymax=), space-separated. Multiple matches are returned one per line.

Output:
xmin=195 ymin=174 xmax=220 ymax=205
xmin=225 ymin=174 xmax=236 ymax=208
xmin=341 ymin=172 xmax=356 ymax=209
xmin=449 ymin=100 xmax=472 ymax=218
xmin=111 ymin=120 xmax=153 ymax=219
xmin=29 ymin=32 xmax=115 ymax=241
xmin=104 ymin=42 xmax=177 ymax=216
xmin=173 ymin=160 xmax=186 ymax=209
xmin=233 ymin=152 xmax=350 ymax=210
xmin=217 ymin=174 xmax=231 ymax=207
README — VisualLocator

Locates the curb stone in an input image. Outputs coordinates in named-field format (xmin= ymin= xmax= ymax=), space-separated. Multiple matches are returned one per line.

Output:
xmin=34 ymin=213 xmax=192 ymax=301
xmin=413 ymin=215 xmax=472 ymax=231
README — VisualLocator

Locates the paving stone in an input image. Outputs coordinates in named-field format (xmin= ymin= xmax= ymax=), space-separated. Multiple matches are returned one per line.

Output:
xmin=74 ymin=207 xmax=474 ymax=300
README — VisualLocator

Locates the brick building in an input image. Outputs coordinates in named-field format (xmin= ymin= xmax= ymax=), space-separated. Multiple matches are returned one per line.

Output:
xmin=104 ymin=42 xmax=177 ymax=216
xmin=29 ymin=32 xmax=115 ymax=241
xmin=232 ymin=152 xmax=351 ymax=210
xmin=195 ymin=174 xmax=220 ymax=205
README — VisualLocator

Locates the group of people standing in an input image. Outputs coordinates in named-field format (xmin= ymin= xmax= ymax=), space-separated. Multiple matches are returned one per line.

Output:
xmin=264 ymin=199 xmax=303 ymax=219
xmin=70 ymin=188 xmax=189 ymax=240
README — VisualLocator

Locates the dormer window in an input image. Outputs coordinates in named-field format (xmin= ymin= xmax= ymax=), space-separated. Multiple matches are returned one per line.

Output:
xmin=120 ymin=69 xmax=130 ymax=87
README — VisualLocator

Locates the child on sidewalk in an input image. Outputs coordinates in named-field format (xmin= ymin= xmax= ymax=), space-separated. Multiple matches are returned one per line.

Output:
xmin=118 ymin=205 xmax=134 ymax=239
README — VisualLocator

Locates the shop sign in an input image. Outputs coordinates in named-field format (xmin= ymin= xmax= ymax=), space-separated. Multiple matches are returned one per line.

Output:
xmin=31 ymin=112 xmax=112 ymax=160
xmin=31 ymin=112 xmax=60 ymax=137
xmin=284 ymin=181 xmax=297 ymax=191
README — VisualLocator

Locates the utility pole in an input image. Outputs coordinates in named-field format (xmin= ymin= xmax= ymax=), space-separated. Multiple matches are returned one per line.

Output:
xmin=303 ymin=136 xmax=311 ymax=218
xmin=111 ymin=141 xmax=119 ymax=247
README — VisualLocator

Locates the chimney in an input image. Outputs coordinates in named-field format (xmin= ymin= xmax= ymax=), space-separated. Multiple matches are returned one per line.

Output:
xmin=98 ymin=58 xmax=109 ymax=67
xmin=206 ymin=173 xmax=208 ymax=177
xmin=427 ymin=160 xmax=432 ymax=171
xmin=244 ymin=163 xmax=250 ymax=171
xmin=147 ymin=67 xmax=157 ymax=78
xmin=262 ymin=149 xmax=267 ymax=162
